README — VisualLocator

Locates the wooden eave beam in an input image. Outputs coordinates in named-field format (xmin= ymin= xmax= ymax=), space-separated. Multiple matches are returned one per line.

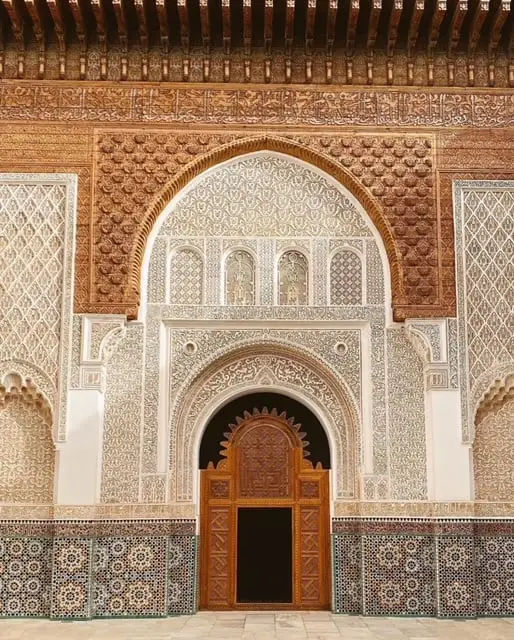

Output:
xmin=366 ymin=0 xmax=382 ymax=51
xmin=222 ymin=0 xmax=232 ymax=55
xmin=346 ymin=0 xmax=359 ymax=54
xmin=176 ymin=0 xmax=190 ymax=80
xmin=69 ymin=0 xmax=86 ymax=44
xmin=284 ymin=0 xmax=294 ymax=54
xmin=427 ymin=0 xmax=445 ymax=56
xmin=326 ymin=0 xmax=337 ymax=56
xmin=155 ymin=0 xmax=168 ymax=50
xmin=243 ymin=0 xmax=251 ymax=79
xmin=305 ymin=0 xmax=316 ymax=53
xmin=134 ymin=0 xmax=148 ymax=50
xmin=91 ymin=0 xmax=107 ymax=46
xmin=2 ymin=0 xmax=24 ymax=50
xmin=177 ymin=0 xmax=189 ymax=52
xmin=448 ymin=0 xmax=468 ymax=55
xmin=468 ymin=0 xmax=489 ymax=55
xmin=488 ymin=0 xmax=510 ymax=55
xmin=199 ymin=0 xmax=210 ymax=52
xmin=304 ymin=0 xmax=316 ymax=81
xmin=23 ymin=0 xmax=44 ymax=76
xmin=69 ymin=0 xmax=87 ymax=78
xmin=46 ymin=0 xmax=67 ymax=78
xmin=387 ymin=0 xmax=403 ymax=57
xmin=112 ymin=0 xmax=128 ymax=48
xmin=3 ymin=0 xmax=26 ymax=76
xmin=263 ymin=0 xmax=272 ymax=82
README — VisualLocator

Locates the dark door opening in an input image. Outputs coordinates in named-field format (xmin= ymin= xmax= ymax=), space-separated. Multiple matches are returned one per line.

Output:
xmin=236 ymin=507 xmax=293 ymax=604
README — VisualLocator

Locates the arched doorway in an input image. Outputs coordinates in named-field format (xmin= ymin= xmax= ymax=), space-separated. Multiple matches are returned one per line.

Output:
xmin=199 ymin=394 xmax=331 ymax=610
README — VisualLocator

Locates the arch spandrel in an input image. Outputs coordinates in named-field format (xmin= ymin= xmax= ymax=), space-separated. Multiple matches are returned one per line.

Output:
xmin=168 ymin=341 xmax=360 ymax=505
xmin=132 ymin=135 xmax=404 ymax=317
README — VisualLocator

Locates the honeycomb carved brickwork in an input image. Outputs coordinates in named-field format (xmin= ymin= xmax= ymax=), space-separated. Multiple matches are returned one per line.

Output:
xmin=93 ymin=132 xmax=440 ymax=320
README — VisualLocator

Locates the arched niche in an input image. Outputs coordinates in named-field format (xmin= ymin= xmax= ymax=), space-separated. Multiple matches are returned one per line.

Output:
xmin=168 ymin=340 xmax=360 ymax=506
xmin=139 ymin=145 xmax=395 ymax=319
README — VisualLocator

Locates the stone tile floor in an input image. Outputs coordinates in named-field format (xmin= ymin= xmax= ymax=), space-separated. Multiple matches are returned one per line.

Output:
xmin=0 ymin=613 xmax=513 ymax=640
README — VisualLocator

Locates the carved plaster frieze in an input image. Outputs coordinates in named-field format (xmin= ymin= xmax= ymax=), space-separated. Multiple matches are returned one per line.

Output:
xmin=79 ymin=315 xmax=126 ymax=391
xmin=404 ymin=319 xmax=453 ymax=391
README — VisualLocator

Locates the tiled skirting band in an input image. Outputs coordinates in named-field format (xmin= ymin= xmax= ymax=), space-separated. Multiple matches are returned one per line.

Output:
xmin=0 ymin=519 xmax=197 ymax=619
xmin=332 ymin=518 xmax=514 ymax=617
xmin=0 ymin=518 xmax=512 ymax=619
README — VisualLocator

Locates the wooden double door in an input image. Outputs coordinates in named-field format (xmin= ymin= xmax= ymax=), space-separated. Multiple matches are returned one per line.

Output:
xmin=200 ymin=409 xmax=330 ymax=610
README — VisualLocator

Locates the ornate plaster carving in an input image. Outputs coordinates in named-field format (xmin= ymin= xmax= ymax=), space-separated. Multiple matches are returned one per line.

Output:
xmin=169 ymin=342 xmax=360 ymax=503
xmin=78 ymin=315 xmax=126 ymax=391
xmin=453 ymin=181 xmax=514 ymax=441
xmin=0 ymin=174 xmax=77 ymax=441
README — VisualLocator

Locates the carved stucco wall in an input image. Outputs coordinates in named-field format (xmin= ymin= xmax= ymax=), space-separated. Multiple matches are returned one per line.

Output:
xmin=0 ymin=175 xmax=77 ymax=443
xmin=0 ymin=175 xmax=76 ymax=505
xmin=99 ymin=153 xmax=429 ymax=507
xmin=474 ymin=398 xmax=514 ymax=502
xmin=0 ymin=398 xmax=54 ymax=503
xmin=454 ymin=182 xmax=514 ymax=443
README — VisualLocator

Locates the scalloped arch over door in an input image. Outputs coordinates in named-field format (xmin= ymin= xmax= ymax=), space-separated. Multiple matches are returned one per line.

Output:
xmin=200 ymin=408 xmax=330 ymax=610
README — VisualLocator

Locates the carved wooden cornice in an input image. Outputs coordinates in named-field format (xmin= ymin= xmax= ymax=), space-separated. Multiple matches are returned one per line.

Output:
xmin=0 ymin=1 xmax=512 ymax=86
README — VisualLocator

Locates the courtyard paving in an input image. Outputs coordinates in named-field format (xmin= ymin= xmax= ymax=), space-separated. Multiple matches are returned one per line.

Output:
xmin=0 ymin=612 xmax=512 ymax=640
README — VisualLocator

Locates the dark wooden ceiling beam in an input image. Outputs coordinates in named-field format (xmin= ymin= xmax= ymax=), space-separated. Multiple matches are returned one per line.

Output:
xmin=155 ymin=0 xmax=169 ymax=79
xmin=426 ymin=0 xmax=445 ymax=84
xmin=487 ymin=0 xmax=509 ymax=85
xmin=325 ymin=0 xmax=338 ymax=82
xmin=23 ymin=0 xmax=45 ymax=77
xmin=91 ymin=0 xmax=108 ymax=79
xmin=243 ymin=0 xmax=251 ymax=81
xmin=468 ymin=0 xmax=489 ymax=84
xmin=366 ymin=0 xmax=382 ymax=83
xmin=69 ymin=0 xmax=87 ymax=78
xmin=386 ymin=0 xmax=403 ymax=84
xmin=134 ymin=0 xmax=149 ymax=79
xmin=284 ymin=0 xmax=295 ymax=82
xmin=263 ymin=0 xmax=273 ymax=82
xmin=176 ymin=0 xmax=190 ymax=80
xmin=305 ymin=0 xmax=316 ymax=82
xmin=447 ymin=0 xmax=468 ymax=84
xmin=46 ymin=0 xmax=67 ymax=79
xmin=2 ymin=0 xmax=25 ymax=77
xmin=222 ymin=0 xmax=231 ymax=80
xmin=112 ymin=0 xmax=128 ymax=79
xmin=199 ymin=0 xmax=210 ymax=80
xmin=346 ymin=0 xmax=360 ymax=83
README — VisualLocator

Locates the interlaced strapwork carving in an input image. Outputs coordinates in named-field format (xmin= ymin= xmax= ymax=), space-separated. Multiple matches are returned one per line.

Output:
xmin=169 ymin=249 xmax=203 ymax=305
xmin=224 ymin=251 xmax=255 ymax=306
xmin=278 ymin=251 xmax=309 ymax=306
xmin=330 ymin=250 xmax=362 ymax=305
xmin=0 ymin=183 xmax=66 ymax=388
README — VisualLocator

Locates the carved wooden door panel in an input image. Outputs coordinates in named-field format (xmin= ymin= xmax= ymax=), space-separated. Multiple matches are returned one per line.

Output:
xmin=297 ymin=473 xmax=330 ymax=608
xmin=200 ymin=409 xmax=330 ymax=610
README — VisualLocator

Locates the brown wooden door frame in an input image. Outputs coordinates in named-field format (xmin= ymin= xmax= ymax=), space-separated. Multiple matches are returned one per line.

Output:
xmin=199 ymin=410 xmax=331 ymax=610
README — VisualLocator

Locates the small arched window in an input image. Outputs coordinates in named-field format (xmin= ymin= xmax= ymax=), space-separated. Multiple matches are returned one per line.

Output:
xmin=225 ymin=250 xmax=256 ymax=305
xmin=278 ymin=251 xmax=309 ymax=306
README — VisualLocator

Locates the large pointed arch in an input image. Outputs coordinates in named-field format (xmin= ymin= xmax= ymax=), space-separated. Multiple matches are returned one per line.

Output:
xmin=128 ymin=134 xmax=404 ymax=316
